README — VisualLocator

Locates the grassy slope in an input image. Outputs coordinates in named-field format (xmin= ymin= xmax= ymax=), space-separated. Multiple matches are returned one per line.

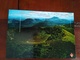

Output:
xmin=62 ymin=29 xmax=75 ymax=44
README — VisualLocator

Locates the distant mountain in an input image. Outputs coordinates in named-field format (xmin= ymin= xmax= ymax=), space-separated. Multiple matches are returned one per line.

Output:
xmin=8 ymin=17 xmax=74 ymax=28
xmin=33 ymin=17 xmax=74 ymax=27
xmin=21 ymin=18 xmax=45 ymax=27
xmin=46 ymin=17 xmax=73 ymax=25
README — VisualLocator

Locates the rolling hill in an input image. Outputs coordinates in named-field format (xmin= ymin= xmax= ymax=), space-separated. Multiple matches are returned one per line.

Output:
xmin=62 ymin=29 xmax=75 ymax=44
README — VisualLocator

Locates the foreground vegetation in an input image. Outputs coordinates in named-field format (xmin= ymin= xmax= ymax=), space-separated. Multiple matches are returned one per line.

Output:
xmin=6 ymin=24 xmax=75 ymax=58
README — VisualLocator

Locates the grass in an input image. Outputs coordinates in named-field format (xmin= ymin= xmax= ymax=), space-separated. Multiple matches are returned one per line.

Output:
xmin=62 ymin=29 xmax=75 ymax=44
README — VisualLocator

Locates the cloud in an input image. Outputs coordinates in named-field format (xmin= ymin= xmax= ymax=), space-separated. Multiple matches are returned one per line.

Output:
xmin=8 ymin=9 xmax=74 ymax=20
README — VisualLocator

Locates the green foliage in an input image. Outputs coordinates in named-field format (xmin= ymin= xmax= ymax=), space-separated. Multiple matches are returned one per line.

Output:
xmin=62 ymin=29 xmax=75 ymax=44
xmin=62 ymin=23 xmax=74 ymax=34
xmin=40 ymin=41 xmax=75 ymax=58
xmin=7 ymin=28 xmax=33 ymax=58
xmin=43 ymin=26 xmax=65 ymax=41
xmin=33 ymin=31 xmax=51 ymax=42
xmin=7 ymin=24 xmax=75 ymax=58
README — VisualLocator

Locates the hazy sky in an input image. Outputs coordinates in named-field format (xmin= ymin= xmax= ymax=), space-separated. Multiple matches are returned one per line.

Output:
xmin=8 ymin=9 xmax=74 ymax=20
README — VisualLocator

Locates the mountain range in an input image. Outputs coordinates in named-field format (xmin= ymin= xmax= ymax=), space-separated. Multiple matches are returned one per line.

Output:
xmin=8 ymin=17 xmax=74 ymax=28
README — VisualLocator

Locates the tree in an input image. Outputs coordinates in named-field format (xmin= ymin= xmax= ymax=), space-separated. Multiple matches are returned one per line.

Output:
xmin=44 ymin=26 xmax=65 ymax=41
xmin=40 ymin=41 xmax=75 ymax=58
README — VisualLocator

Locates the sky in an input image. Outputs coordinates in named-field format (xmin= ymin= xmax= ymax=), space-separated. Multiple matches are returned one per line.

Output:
xmin=8 ymin=9 xmax=74 ymax=20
